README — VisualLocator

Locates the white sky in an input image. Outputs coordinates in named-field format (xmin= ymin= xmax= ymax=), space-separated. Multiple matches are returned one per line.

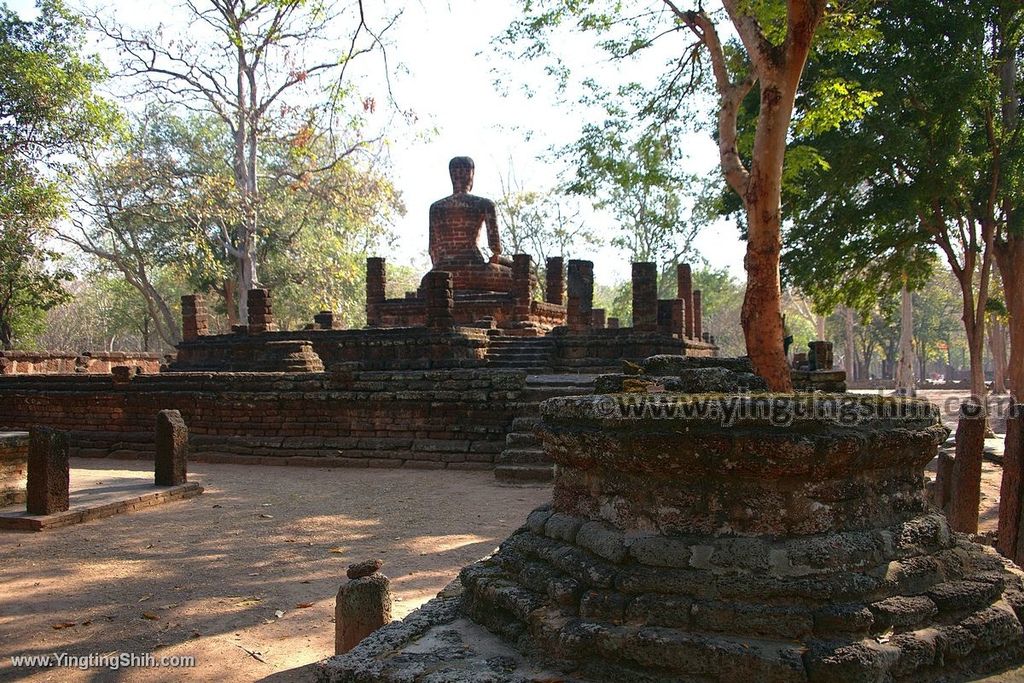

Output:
xmin=11 ymin=0 xmax=747 ymax=285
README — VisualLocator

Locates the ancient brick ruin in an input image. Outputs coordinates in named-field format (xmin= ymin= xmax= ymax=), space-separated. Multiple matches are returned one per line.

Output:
xmin=319 ymin=375 xmax=1024 ymax=682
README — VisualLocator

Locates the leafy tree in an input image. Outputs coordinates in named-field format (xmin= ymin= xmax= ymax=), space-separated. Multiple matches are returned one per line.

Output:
xmin=0 ymin=0 xmax=115 ymax=348
xmin=65 ymin=109 xmax=402 ymax=336
xmin=501 ymin=0 xmax=878 ymax=389
xmin=783 ymin=0 xmax=1020 ymax=402
xmin=93 ymin=0 xmax=404 ymax=319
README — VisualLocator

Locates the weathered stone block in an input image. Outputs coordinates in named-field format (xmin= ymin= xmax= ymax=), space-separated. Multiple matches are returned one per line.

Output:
xmin=155 ymin=409 xmax=188 ymax=486
xmin=26 ymin=427 xmax=69 ymax=515
xmin=335 ymin=573 xmax=392 ymax=655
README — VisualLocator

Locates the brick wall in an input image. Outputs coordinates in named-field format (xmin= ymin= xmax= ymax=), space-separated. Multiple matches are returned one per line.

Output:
xmin=173 ymin=327 xmax=491 ymax=372
xmin=0 ymin=351 xmax=164 ymax=375
xmin=0 ymin=370 xmax=527 ymax=470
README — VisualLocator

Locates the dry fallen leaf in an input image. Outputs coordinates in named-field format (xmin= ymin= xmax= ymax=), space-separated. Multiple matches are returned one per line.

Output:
xmin=235 ymin=597 xmax=263 ymax=607
xmin=328 ymin=547 xmax=345 ymax=554
xmin=52 ymin=622 xmax=76 ymax=630
xmin=274 ymin=610 xmax=285 ymax=618
xmin=258 ymin=513 xmax=274 ymax=519
xmin=142 ymin=613 xmax=159 ymax=621
xmin=295 ymin=602 xmax=314 ymax=609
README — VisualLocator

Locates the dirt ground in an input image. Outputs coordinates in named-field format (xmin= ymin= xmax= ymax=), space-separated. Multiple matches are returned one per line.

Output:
xmin=0 ymin=462 xmax=548 ymax=682
xmin=1 ymin=389 xmax=1021 ymax=682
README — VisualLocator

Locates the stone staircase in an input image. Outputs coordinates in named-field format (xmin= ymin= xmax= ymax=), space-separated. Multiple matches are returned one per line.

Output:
xmin=485 ymin=338 xmax=556 ymax=371
xmin=494 ymin=374 xmax=595 ymax=484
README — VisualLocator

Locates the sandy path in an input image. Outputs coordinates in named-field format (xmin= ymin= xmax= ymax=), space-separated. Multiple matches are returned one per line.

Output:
xmin=0 ymin=461 xmax=548 ymax=682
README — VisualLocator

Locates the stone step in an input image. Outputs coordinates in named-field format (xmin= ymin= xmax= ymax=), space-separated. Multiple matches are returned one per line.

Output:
xmin=494 ymin=463 xmax=555 ymax=484
xmin=496 ymin=447 xmax=548 ymax=465
xmin=512 ymin=416 xmax=542 ymax=431
xmin=506 ymin=431 xmax=541 ymax=448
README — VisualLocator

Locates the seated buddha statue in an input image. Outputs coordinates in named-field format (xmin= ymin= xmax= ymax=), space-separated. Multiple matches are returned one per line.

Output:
xmin=424 ymin=156 xmax=514 ymax=293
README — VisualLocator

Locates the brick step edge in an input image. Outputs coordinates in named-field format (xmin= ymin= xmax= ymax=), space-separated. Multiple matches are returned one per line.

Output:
xmin=494 ymin=464 xmax=554 ymax=485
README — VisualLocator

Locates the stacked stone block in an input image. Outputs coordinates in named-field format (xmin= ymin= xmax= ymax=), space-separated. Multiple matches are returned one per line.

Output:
xmin=366 ymin=257 xmax=386 ymax=327
xmin=693 ymin=289 xmax=703 ymax=340
xmin=677 ymin=263 xmax=694 ymax=339
xmin=181 ymin=294 xmax=209 ymax=341
xmin=512 ymin=254 xmax=533 ymax=320
xmin=545 ymin=257 xmax=564 ymax=306
xmin=424 ymin=271 xmax=455 ymax=330
xmin=631 ymin=262 xmax=658 ymax=332
xmin=567 ymin=260 xmax=594 ymax=332
xmin=247 ymin=288 xmax=277 ymax=333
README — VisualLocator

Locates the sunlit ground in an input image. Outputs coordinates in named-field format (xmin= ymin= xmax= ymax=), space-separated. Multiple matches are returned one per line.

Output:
xmin=0 ymin=461 xmax=548 ymax=682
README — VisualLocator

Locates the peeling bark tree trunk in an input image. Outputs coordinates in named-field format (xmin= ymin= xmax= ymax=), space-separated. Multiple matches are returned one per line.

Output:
xmin=895 ymin=284 xmax=916 ymax=393
xmin=670 ymin=0 xmax=827 ymax=391
xmin=996 ymin=239 xmax=1024 ymax=399
xmin=990 ymin=317 xmax=1008 ymax=395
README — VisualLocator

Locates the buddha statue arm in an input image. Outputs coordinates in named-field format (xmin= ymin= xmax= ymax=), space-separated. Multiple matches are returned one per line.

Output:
xmin=484 ymin=201 xmax=509 ymax=265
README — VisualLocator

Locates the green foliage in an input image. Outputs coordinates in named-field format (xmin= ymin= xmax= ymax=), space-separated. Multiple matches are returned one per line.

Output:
xmin=0 ymin=0 xmax=114 ymax=349
xmin=781 ymin=0 xmax=1021 ymax=323
xmin=68 ymin=108 xmax=402 ymax=335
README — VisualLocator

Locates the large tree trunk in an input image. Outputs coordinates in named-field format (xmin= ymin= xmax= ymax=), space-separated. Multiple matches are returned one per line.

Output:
xmin=895 ymin=284 xmax=916 ymax=393
xmin=741 ymin=76 xmax=799 ymax=392
xmin=996 ymin=238 xmax=1024 ymax=400
xmin=990 ymin=317 xmax=1007 ymax=394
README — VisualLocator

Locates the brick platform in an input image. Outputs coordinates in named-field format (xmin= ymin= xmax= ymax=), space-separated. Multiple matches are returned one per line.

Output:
xmin=0 ymin=462 xmax=202 ymax=532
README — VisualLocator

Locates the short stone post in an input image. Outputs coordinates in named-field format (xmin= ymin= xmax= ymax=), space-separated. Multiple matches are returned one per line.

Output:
xmin=181 ymin=294 xmax=209 ymax=341
xmin=631 ymin=262 xmax=658 ymax=332
xmin=607 ymin=317 xmax=620 ymax=329
xmin=566 ymin=259 xmax=594 ymax=331
xmin=545 ymin=257 xmax=564 ymax=305
xmin=591 ymin=309 xmax=606 ymax=329
xmin=692 ymin=289 xmax=703 ymax=341
xmin=512 ymin=254 xmax=533 ymax=319
xmin=155 ymin=410 xmax=188 ymax=486
xmin=26 ymin=427 xmax=69 ymax=515
xmin=948 ymin=401 xmax=986 ymax=534
xmin=998 ymin=401 xmax=1023 ymax=561
xmin=425 ymin=271 xmax=455 ymax=330
xmin=336 ymin=559 xmax=392 ymax=655
xmin=808 ymin=341 xmax=834 ymax=371
xmin=247 ymin=289 xmax=277 ymax=333
xmin=933 ymin=451 xmax=955 ymax=511
xmin=366 ymin=257 xmax=386 ymax=327
xmin=677 ymin=263 xmax=695 ymax=339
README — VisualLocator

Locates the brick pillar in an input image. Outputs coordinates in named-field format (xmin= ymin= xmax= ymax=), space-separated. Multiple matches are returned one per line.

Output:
xmin=366 ymin=257 xmax=386 ymax=327
xmin=512 ymin=253 xmax=533 ymax=319
xmin=545 ymin=257 xmax=564 ymax=305
xmin=566 ymin=259 xmax=594 ymax=331
xmin=336 ymin=561 xmax=392 ymax=655
xmin=591 ymin=309 xmax=606 ymax=329
xmin=155 ymin=409 xmax=188 ymax=486
xmin=998 ymin=401 xmax=1023 ymax=562
xmin=26 ymin=427 xmax=69 ymax=515
xmin=948 ymin=401 xmax=986 ymax=534
xmin=247 ymin=289 xmax=277 ymax=333
xmin=808 ymin=341 xmax=834 ymax=370
xmin=607 ymin=317 xmax=620 ymax=329
xmin=657 ymin=299 xmax=675 ymax=336
xmin=677 ymin=263 xmax=694 ymax=339
xmin=631 ymin=262 xmax=657 ymax=332
xmin=692 ymin=289 xmax=703 ymax=340
xmin=425 ymin=271 xmax=454 ymax=330
xmin=181 ymin=295 xmax=209 ymax=341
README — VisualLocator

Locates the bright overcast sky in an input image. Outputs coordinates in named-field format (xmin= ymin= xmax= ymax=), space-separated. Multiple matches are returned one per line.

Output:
xmin=11 ymin=0 xmax=747 ymax=285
